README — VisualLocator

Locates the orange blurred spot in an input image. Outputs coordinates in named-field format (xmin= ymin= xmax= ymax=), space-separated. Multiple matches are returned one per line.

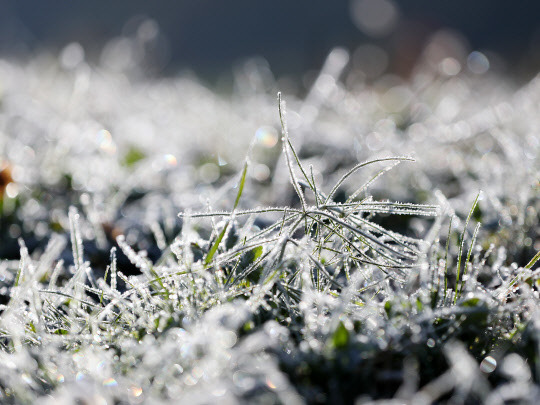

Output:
xmin=0 ymin=162 xmax=14 ymax=198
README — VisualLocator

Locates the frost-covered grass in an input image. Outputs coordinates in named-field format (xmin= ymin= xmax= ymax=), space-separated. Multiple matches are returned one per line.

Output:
xmin=0 ymin=43 xmax=539 ymax=404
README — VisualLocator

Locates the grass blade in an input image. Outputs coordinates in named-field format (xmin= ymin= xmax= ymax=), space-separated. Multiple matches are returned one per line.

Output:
xmin=204 ymin=222 xmax=229 ymax=265
xmin=325 ymin=157 xmax=414 ymax=205
xmin=278 ymin=92 xmax=307 ymax=211
xmin=234 ymin=161 xmax=248 ymax=210
xmin=455 ymin=191 xmax=481 ymax=301
xmin=525 ymin=249 xmax=540 ymax=269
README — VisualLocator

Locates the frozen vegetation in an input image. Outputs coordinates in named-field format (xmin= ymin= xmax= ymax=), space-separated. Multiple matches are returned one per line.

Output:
xmin=0 ymin=35 xmax=539 ymax=404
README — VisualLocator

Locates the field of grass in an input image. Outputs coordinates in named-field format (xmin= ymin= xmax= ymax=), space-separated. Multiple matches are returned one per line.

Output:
xmin=0 ymin=44 xmax=539 ymax=404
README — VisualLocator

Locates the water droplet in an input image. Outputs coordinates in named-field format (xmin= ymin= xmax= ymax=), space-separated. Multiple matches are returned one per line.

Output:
xmin=427 ymin=338 xmax=436 ymax=348
xmin=5 ymin=182 xmax=18 ymax=199
xmin=480 ymin=356 xmax=497 ymax=373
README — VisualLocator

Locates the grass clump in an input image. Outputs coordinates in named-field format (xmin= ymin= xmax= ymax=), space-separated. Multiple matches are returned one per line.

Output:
xmin=0 ymin=44 xmax=539 ymax=404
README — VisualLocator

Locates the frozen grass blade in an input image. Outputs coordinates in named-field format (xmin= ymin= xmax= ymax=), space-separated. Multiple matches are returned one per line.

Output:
xmin=459 ymin=222 xmax=481 ymax=294
xmin=204 ymin=146 xmax=251 ymax=266
xmin=204 ymin=221 xmax=230 ymax=265
xmin=204 ymin=161 xmax=249 ymax=266
xmin=325 ymin=157 xmax=414 ymax=205
xmin=68 ymin=206 xmax=84 ymax=272
xmin=234 ymin=159 xmax=249 ymax=211
xmin=278 ymin=92 xmax=308 ymax=211
xmin=454 ymin=191 xmax=481 ymax=302
xmin=443 ymin=216 xmax=453 ymax=302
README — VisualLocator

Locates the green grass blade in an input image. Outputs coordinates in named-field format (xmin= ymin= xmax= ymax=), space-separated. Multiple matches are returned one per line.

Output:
xmin=204 ymin=222 xmax=229 ymax=265
xmin=205 ymin=156 xmax=250 ymax=266
xmin=455 ymin=191 xmax=481 ymax=301
xmin=459 ymin=222 xmax=481 ymax=294
xmin=525 ymin=249 xmax=540 ymax=269
xmin=234 ymin=161 xmax=248 ymax=210
xmin=443 ymin=216 xmax=453 ymax=303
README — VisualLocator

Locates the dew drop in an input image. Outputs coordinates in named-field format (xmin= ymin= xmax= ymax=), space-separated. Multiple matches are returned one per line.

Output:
xmin=480 ymin=356 xmax=497 ymax=373
xmin=5 ymin=182 xmax=18 ymax=198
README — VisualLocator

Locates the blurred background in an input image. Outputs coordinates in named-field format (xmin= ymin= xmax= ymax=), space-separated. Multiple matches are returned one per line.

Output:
xmin=1 ymin=0 xmax=540 ymax=84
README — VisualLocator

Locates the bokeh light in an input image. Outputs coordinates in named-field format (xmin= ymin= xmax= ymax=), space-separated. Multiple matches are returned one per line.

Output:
xmin=60 ymin=42 xmax=85 ymax=70
xmin=467 ymin=51 xmax=490 ymax=74
xmin=96 ymin=129 xmax=117 ymax=154
xmin=255 ymin=126 xmax=279 ymax=147
xmin=350 ymin=0 xmax=399 ymax=37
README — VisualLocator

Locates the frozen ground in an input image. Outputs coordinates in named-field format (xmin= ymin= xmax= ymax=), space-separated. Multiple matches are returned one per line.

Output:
xmin=0 ymin=38 xmax=539 ymax=404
